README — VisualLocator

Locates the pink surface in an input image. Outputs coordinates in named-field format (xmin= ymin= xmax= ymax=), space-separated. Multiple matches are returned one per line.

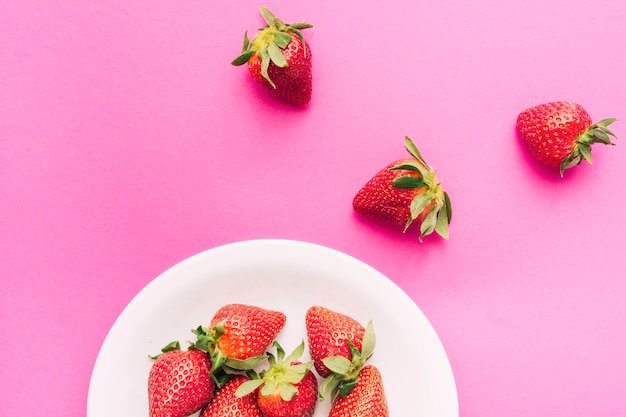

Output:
xmin=1 ymin=1 xmax=625 ymax=416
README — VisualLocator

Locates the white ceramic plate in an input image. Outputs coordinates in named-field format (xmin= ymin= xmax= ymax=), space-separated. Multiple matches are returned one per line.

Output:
xmin=87 ymin=239 xmax=458 ymax=416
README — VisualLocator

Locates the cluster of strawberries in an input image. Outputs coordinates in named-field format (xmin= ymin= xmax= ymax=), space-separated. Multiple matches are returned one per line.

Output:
xmin=233 ymin=8 xmax=618 ymax=241
xmin=148 ymin=304 xmax=388 ymax=417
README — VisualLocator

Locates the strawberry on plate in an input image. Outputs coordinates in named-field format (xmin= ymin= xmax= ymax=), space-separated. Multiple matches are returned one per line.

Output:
xmin=305 ymin=306 xmax=367 ymax=379
xmin=201 ymin=375 xmax=263 ymax=417
xmin=236 ymin=341 xmax=318 ymax=417
xmin=353 ymin=136 xmax=452 ymax=241
xmin=192 ymin=303 xmax=287 ymax=387
xmin=315 ymin=321 xmax=386 ymax=416
xmin=327 ymin=365 xmax=389 ymax=417
xmin=316 ymin=319 xmax=376 ymax=401
xmin=232 ymin=7 xmax=313 ymax=105
xmin=148 ymin=342 xmax=215 ymax=417
xmin=516 ymin=101 xmax=618 ymax=176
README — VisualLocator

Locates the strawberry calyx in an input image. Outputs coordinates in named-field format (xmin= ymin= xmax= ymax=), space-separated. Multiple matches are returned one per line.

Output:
xmin=318 ymin=321 xmax=376 ymax=402
xmin=560 ymin=118 xmax=618 ymax=176
xmin=392 ymin=136 xmax=452 ymax=241
xmin=191 ymin=323 xmax=267 ymax=388
xmin=235 ymin=341 xmax=313 ymax=400
xmin=231 ymin=7 xmax=312 ymax=88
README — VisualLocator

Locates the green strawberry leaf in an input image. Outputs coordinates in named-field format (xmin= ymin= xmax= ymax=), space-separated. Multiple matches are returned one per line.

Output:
xmin=591 ymin=129 xmax=611 ymax=144
xmin=434 ymin=202 xmax=449 ymax=240
xmin=224 ymin=355 xmax=267 ymax=370
xmin=235 ymin=379 xmax=264 ymax=397
xmin=267 ymin=41 xmax=288 ymax=67
xmin=289 ymin=22 xmax=314 ymax=29
xmin=409 ymin=193 xmax=433 ymax=223
xmin=274 ymin=32 xmax=292 ymax=48
xmin=258 ymin=48 xmax=276 ymax=88
xmin=211 ymin=370 xmax=231 ymax=388
xmin=318 ymin=373 xmax=342 ymax=400
xmin=360 ymin=321 xmax=376 ymax=360
xmin=419 ymin=206 xmax=439 ymax=241
xmin=278 ymin=383 xmax=298 ymax=401
xmin=404 ymin=136 xmax=427 ymax=165
xmin=259 ymin=6 xmax=277 ymax=26
xmin=273 ymin=17 xmax=286 ymax=30
xmin=560 ymin=152 xmax=583 ymax=176
xmin=579 ymin=143 xmax=593 ymax=163
xmin=161 ymin=340 xmax=181 ymax=352
xmin=595 ymin=118 xmax=617 ymax=128
xmin=290 ymin=363 xmax=311 ymax=379
xmin=599 ymin=127 xmax=618 ymax=139
xmin=391 ymin=160 xmax=422 ymax=173
xmin=148 ymin=340 xmax=181 ymax=359
xmin=284 ymin=340 xmax=305 ymax=363
xmin=242 ymin=30 xmax=250 ymax=53
xmin=404 ymin=216 xmax=414 ymax=232
xmin=444 ymin=192 xmax=452 ymax=223
xmin=338 ymin=378 xmax=358 ymax=399
xmin=392 ymin=176 xmax=428 ymax=189
xmin=231 ymin=50 xmax=255 ymax=66
xmin=323 ymin=356 xmax=352 ymax=374
xmin=266 ymin=351 xmax=277 ymax=367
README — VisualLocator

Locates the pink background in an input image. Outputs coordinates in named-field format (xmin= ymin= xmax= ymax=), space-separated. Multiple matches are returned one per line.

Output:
xmin=2 ymin=1 xmax=625 ymax=416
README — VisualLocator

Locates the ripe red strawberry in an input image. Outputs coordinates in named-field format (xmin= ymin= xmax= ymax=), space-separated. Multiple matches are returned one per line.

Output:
xmin=305 ymin=306 xmax=367 ymax=378
xmin=208 ymin=304 xmax=287 ymax=361
xmin=201 ymin=375 xmax=262 ymax=417
xmin=516 ymin=101 xmax=618 ymax=176
xmin=148 ymin=346 xmax=215 ymax=417
xmin=353 ymin=136 xmax=452 ymax=241
xmin=231 ymin=7 xmax=313 ymax=105
xmin=192 ymin=304 xmax=286 ymax=387
xmin=236 ymin=341 xmax=318 ymax=417
xmin=328 ymin=365 xmax=389 ymax=417
xmin=316 ymin=319 xmax=377 ymax=402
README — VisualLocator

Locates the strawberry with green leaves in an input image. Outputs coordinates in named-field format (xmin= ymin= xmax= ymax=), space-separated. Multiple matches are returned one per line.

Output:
xmin=305 ymin=306 xmax=367 ymax=379
xmin=236 ymin=341 xmax=318 ymax=417
xmin=192 ymin=304 xmax=286 ymax=387
xmin=232 ymin=7 xmax=313 ymax=105
xmin=327 ymin=365 xmax=389 ymax=417
xmin=316 ymin=318 xmax=387 ymax=416
xmin=352 ymin=136 xmax=452 ymax=241
xmin=317 ymin=320 xmax=376 ymax=401
xmin=516 ymin=101 xmax=618 ymax=176
xmin=200 ymin=375 xmax=263 ymax=417
xmin=148 ymin=342 xmax=215 ymax=417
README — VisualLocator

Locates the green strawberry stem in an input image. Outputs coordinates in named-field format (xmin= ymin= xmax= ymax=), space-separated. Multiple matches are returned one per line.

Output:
xmin=560 ymin=118 xmax=619 ymax=176
xmin=231 ymin=7 xmax=312 ymax=88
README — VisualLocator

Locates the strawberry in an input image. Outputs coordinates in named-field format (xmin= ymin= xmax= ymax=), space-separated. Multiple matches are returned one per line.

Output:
xmin=192 ymin=304 xmax=287 ymax=387
xmin=236 ymin=341 xmax=318 ymax=417
xmin=516 ymin=101 xmax=618 ymax=176
xmin=353 ymin=136 xmax=452 ymax=241
xmin=200 ymin=375 xmax=263 ymax=417
xmin=317 ymin=320 xmax=376 ymax=401
xmin=305 ymin=306 xmax=367 ymax=379
xmin=148 ymin=342 xmax=215 ymax=417
xmin=231 ymin=7 xmax=313 ymax=105
xmin=327 ymin=365 xmax=389 ymax=417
